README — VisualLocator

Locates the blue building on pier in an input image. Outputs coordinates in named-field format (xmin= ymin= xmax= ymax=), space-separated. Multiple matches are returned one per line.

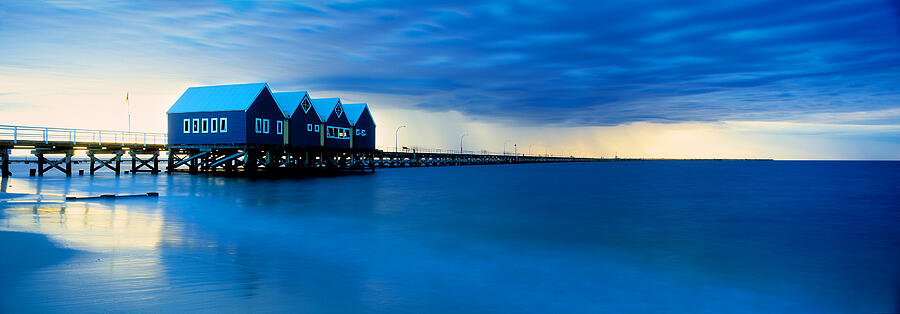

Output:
xmin=311 ymin=98 xmax=352 ymax=149
xmin=167 ymin=83 xmax=285 ymax=146
xmin=167 ymin=83 xmax=375 ymax=151
xmin=342 ymin=103 xmax=376 ymax=150
xmin=274 ymin=91 xmax=323 ymax=148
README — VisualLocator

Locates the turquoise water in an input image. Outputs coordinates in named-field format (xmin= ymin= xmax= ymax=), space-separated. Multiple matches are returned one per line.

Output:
xmin=1 ymin=161 xmax=898 ymax=312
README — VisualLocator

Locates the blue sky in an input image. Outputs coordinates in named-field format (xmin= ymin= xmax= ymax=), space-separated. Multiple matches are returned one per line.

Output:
xmin=1 ymin=0 xmax=899 ymax=158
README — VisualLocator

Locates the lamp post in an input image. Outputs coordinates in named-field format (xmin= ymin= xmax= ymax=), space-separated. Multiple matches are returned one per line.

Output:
xmin=126 ymin=92 xmax=131 ymax=133
xmin=503 ymin=140 xmax=511 ymax=155
xmin=395 ymin=125 xmax=406 ymax=152
xmin=459 ymin=133 xmax=468 ymax=154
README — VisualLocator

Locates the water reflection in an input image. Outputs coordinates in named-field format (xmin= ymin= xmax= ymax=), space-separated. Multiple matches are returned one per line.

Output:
xmin=0 ymin=172 xmax=373 ymax=312
xmin=0 ymin=198 xmax=176 ymax=311
xmin=1 ymin=202 xmax=165 ymax=252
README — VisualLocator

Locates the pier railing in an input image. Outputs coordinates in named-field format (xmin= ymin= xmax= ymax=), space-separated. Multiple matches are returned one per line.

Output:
xmin=377 ymin=146 xmax=570 ymax=158
xmin=0 ymin=125 xmax=167 ymax=146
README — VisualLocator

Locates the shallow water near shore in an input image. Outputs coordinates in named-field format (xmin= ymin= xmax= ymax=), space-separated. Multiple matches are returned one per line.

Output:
xmin=1 ymin=161 xmax=898 ymax=313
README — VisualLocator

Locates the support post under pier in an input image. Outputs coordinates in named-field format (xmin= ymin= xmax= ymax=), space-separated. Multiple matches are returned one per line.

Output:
xmin=33 ymin=150 xmax=73 ymax=176
xmin=1 ymin=147 xmax=10 ymax=177
xmin=130 ymin=150 xmax=160 ymax=174
xmin=87 ymin=150 xmax=124 ymax=175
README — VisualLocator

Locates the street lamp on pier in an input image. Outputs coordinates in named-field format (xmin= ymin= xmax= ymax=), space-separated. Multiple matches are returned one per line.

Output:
xmin=459 ymin=133 xmax=468 ymax=154
xmin=395 ymin=125 xmax=406 ymax=152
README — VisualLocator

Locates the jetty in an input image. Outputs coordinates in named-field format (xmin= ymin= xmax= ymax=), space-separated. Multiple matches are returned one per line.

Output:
xmin=0 ymin=124 xmax=595 ymax=177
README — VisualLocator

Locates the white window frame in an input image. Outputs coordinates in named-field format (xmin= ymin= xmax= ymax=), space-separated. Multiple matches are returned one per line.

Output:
xmin=201 ymin=118 xmax=209 ymax=133
xmin=315 ymin=124 xmax=320 ymax=132
xmin=220 ymin=118 xmax=228 ymax=133
xmin=361 ymin=129 xmax=366 ymax=136
xmin=263 ymin=119 xmax=270 ymax=134
xmin=355 ymin=129 xmax=360 ymax=136
xmin=211 ymin=118 xmax=218 ymax=133
xmin=326 ymin=126 xmax=352 ymax=139
xmin=307 ymin=123 xmax=313 ymax=132
xmin=255 ymin=118 xmax=262 ymax=133
xmin=192 ymin=118 xmax=199 ymax=133
xmin=183 ymin=119 xmax=190 ymax=133
xmin=276 ymin=120 xmax=283 ymax=135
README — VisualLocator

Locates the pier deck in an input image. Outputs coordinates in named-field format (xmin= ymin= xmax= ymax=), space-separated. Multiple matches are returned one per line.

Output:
xmin=2 ymin=125 xmax=595 ymax=177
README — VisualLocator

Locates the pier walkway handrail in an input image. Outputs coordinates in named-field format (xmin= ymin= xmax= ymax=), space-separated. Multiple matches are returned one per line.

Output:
xmin=0 ymin=125 xmax=167 ymax=146
xmin=377 ymin=146 xmax=571 ymax=158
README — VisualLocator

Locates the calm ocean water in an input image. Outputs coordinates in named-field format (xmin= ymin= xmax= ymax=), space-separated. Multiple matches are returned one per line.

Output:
xmin=1 ymin=161 xmax=898 ymax=313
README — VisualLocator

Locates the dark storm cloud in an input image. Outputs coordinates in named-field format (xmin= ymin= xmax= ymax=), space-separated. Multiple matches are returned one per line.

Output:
xmin=2 ymin=0 xmax=899 ymax=125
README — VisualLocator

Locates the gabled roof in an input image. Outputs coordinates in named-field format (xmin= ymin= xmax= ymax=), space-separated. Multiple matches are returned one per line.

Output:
xmin=167 ymin=83 xmax=270 ymax=114
xmin=310 ymin=98 xmax=342 ymax=122
xmin=342 ymin=103 xmax=375 ymax=126
xmin=273 ymin=91 xmax=310 ymax=118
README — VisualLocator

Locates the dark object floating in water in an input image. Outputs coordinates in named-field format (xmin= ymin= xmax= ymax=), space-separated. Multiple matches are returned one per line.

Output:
xmin=65 ymin=192 xmax=159 ymax=201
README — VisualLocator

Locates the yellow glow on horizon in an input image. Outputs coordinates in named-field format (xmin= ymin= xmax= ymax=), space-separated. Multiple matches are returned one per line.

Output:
xmin=1 ymin=66 xmax=898 ymax=160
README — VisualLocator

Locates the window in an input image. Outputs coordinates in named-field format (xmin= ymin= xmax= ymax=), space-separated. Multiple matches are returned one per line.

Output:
xmin=335 ymin=105 xmax=343 ymax=118
xmin=326 ymin=126 xmax=351 ymax=139
xmin=263 ymin=119 xmax=270 ymax=134
xmin=355 ymin=129 xmax=360 ymax=136
xmin=276 ymin=120 xmax=283 ymax=135
xmin=192 ymin=118 xmax=199 ymax=133
xmin=307 ymin=123 xmax=313 ymax=132
xmin=315 ymin=124 xmax=320 ymax=132
xmin=361 ymin=129 xmax=366 ymax=136
xmin=220 ymin=118 xmax=228 ymax=133
xmin=255 ymin=118 xmax=262 ymax=133
xmin=183 ymin=119 xmax=190 ymax=133
xmin=211 ymin=118 xmax=218 ymax=133
xmin=201 ymin=118 xmax=209 ymax=133
xmin=301 ymin=100 xmax=310 ymax=113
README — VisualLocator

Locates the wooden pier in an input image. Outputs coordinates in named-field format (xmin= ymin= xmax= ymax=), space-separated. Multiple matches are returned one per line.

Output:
xmin=1 ymin=125 xmax=167 ymax=177
xmin=165 ymin=145 xmax=378 ymax=174
xmin=375 ymin=150 xmax=590 ymax=167
xmin=2 ymin=125 xmax=597 ymax=177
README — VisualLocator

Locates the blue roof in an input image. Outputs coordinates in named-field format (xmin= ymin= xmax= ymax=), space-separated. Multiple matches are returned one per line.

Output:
xmin=273 ymin=91 xmax=309 ymax=117
xmin=310 ymin=98 xmax=341 ymax=122
xmin=167 ymin=83 xmax=269 ymax=114
xmin=342 ymin=103 xmax=371 ymax=126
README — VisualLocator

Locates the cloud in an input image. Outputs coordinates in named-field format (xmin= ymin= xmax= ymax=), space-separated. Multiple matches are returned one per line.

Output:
xmin=0 ymin=0 xmax=899 ymax=158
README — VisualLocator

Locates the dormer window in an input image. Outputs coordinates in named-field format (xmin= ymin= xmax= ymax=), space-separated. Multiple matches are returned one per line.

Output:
xmin=335 ymin=104 xmax=343 ymax=118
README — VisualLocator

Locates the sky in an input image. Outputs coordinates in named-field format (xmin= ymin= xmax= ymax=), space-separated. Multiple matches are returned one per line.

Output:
xmin=1 ymin=0 xmax=899 ymax=159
